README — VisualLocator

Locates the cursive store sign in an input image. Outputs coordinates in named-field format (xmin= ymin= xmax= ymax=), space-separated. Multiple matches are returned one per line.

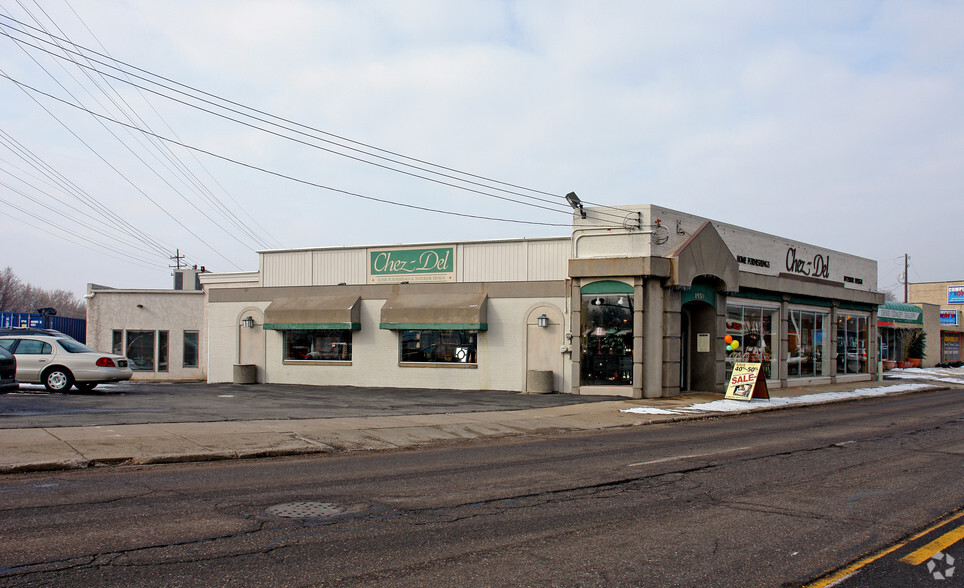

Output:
xmin=369 ymin=247 xmax=455 ymax=283
xmin=785 ymin=247 xmax=830 ymax=279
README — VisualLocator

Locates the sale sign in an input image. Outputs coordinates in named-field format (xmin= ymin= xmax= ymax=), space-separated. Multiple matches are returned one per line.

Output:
xmin=725 ymin=362 xmax=770 ymax=401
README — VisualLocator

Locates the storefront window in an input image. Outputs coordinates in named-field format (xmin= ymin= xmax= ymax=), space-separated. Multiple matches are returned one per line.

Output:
xmin=183 ymin=331 xmax=199 ymax=368
xmin=836 ymin=314 xmax=868 ymax=374
xmin=158 ymin=331 xmax=169 ymax=372
xmin=944 ymin=332 xmax=962 ymax=363
xmin=787 ymin=310 xmax=829 ymax=378
xmin=399 ymin=329 xmax=477 ymax=363
xmin=111 ymin=330 xmax=123 ymax=356
xmin=581 ymin=293 xmax=634 ymax=385
xmin=725 ymin=304 xmax=779 ymax=381
xmin=284 ymin=329 xmax=352 ymax=361
xmin=879 ymin=327 xmax=904 ymax=361
xmin=126 ymin=330 xmax=155 ymax=371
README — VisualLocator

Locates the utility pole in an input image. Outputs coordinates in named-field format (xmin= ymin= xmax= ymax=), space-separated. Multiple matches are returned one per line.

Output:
xmin=904 ymin=253 xmax=909 ymax=303
xmin=170 ymin=249 xmax=185 ymax=270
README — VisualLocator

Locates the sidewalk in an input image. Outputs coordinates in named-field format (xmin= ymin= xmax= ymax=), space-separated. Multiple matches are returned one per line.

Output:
xmin=0 ymin=374 xmax=958 ymax=474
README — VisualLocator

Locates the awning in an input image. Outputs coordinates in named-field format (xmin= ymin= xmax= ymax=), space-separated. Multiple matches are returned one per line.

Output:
xmin=877 ymin=301 xmax=923 ymax=327
xmin=263 ymin=295 xmax=361 ymax=330
xmin=379 ymin=292 xmax=487 ymax=330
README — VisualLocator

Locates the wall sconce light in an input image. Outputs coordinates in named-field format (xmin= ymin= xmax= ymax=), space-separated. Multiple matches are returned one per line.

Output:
xmin=240 ymin=316 xmax=255 ymax=329
xmin=537 ymin=314 xmax=549 ymax=328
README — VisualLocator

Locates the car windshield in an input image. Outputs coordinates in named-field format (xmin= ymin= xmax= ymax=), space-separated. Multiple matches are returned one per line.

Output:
xmin=57 ymin=339 xmax=96 ymax=353
xmin=0 ymin=339 xmax=14 ymax=351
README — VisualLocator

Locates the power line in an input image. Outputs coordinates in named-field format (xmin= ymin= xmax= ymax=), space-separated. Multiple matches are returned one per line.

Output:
xmin=0 ymin=11 xmax=269 ymax=256
xmin=0 ymin=66 xmax=245 ymax=270
xmin=1 ymin=71 xmax=582 ymax=228
xmin=0 ymin=14 xmax=639 ymax=223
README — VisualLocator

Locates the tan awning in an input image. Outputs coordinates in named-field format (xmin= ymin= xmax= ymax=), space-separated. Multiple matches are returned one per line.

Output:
xmin=379 ymin=292 xmax=487 ymax=330
xmin=263 ymin=295 xmax=361 ymax=330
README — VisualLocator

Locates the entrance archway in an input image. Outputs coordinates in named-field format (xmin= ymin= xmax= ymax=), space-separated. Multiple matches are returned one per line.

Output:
xmin=681 ymin=300 xmax=717 ymax=392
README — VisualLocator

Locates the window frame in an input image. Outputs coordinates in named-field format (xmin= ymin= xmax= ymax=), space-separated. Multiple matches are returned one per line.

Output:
xmin=282 ymin=328 xmax=353 ymax=364
xmin=398 ymin=329 xmax=478 ymax=366
xmin=183 ymin=330 xmax=199 ymax=368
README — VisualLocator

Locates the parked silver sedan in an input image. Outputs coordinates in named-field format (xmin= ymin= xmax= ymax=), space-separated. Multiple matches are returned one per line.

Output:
xmin=0 ymin=335 xmax=133 ymax=392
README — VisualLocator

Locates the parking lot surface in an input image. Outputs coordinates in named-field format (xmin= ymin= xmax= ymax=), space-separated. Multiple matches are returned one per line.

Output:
xmin=0 ymin=381 xmax=624 ymax=429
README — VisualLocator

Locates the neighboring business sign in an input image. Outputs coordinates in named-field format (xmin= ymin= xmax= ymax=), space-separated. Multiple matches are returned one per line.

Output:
xmin=941 ymin=309 xmax=960 ymax=326
xmin=368 ymin=246 xmax=456 ymax=284
xmin=949 ymin=285 xmax=964 ymax=304
xmin=724 ymin=362 xmax=770 ymax=401
xmin=878 ymin=304 xmax=923 ymax=325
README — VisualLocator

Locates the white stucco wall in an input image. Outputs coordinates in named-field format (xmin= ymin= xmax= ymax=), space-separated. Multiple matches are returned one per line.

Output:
xmin=85 ymin=286 xmax=205 ymax=381
xmin=204 ymin=296 xmax=569 ymax=392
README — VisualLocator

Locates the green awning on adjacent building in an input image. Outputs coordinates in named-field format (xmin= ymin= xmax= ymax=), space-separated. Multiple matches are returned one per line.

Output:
xmin=877 ymin=301 xmax=923 ymax=326
xmin=263 ymin=295 xmax=362 ymax=330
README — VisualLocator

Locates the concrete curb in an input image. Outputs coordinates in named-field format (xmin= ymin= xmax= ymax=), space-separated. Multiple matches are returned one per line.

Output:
xmin=0 ymin=382 xmax=954 ymax=474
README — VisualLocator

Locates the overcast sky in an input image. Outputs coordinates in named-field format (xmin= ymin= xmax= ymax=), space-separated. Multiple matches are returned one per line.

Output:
xmin=1 ymin=1 xmax=961 ymax=300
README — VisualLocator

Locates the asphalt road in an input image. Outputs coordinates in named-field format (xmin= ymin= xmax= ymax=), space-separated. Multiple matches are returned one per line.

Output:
xmin=1 ymin=389 xmax=962 ymax=587
xmin=0 ymin=381 xmax=624 ymax=428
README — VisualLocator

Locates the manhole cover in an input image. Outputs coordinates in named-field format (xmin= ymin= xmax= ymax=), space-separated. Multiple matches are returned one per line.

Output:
xmin=266 ymin=501 xmax=347 ymax=519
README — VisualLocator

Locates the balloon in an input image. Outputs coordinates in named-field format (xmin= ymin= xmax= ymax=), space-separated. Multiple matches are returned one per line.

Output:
xmin=731 ymin=340 xmax=740 ymax=350
xmin=726 ymin=344 xmax=733 ymax=351
xmin=724 ymin=335 xmax=733 ymax=344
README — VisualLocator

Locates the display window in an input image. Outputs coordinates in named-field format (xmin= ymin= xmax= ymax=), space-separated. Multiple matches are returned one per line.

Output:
xmin=944 ymin=332 xmax=962 ymax=363
xmin=125 ymin=330 xmax=155 ymax=371
xmin=725 ymin=303 xmax=778 ymax=381
xmin=879 ymin=327 xmax=905 ymax=362
xmin=787 ymin=309 xmax=829 ymax=378
xmin=836 ymin=314 xmax=869 ymax=374
xmin=284 ymin=329 xmax=352 ymax=361
xmin=581 ymin=292 xmax=634 ymax=385
xmin=399 ymin=329 xmax=477 ymax=364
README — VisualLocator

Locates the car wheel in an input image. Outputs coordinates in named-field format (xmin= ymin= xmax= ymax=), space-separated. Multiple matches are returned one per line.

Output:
xmin=43 ymin=368 xmax=74 ymax=393
xmin=75 ymin=382 xmax=98 ymax=392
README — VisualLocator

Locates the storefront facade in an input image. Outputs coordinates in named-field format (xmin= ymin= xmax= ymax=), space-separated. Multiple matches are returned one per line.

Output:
xmin=203 ymin=204 xmax=883 ymax=398
xmin=908 ymin=281 xmax=964 ymax=364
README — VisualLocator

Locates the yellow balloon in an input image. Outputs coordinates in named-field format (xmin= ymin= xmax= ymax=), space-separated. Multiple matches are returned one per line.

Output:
xmin=731 ymin=340 xmax=740 ymax=350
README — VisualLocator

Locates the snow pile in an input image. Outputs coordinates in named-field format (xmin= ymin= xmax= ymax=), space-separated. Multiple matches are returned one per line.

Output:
xmin=885 ymin=366 xmax=964 ymax=385
xmin=620 ymin=383 xmax=937 ymax=415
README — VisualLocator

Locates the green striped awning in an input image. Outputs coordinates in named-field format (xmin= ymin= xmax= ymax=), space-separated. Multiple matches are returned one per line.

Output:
xmin=877 ymin=301 xmax=923 ymax=326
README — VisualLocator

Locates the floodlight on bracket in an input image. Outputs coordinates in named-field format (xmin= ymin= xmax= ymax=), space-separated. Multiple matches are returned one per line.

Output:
xmin=565 ymin=191 xmax=586 ymax=219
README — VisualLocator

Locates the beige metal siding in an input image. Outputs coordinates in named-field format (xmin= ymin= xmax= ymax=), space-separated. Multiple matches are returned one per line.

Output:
xmin=461 ymin=242 xmax=528 ymax=282
xmin=527 ymin=240 xmax=570 ymax=281
xmin=311 ymin=249 xmax=368 ymax=285
xmin=460 ymin=239 xmax=569 ymax=282
xmin=262 ymin=251 xmax=312 ymax=287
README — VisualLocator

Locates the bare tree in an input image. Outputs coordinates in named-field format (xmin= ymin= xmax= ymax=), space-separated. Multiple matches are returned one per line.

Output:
xmin=0 ymin=268 xmax=86 ymax=318
xmin=0 ymin=267 xmax=25 ymax=312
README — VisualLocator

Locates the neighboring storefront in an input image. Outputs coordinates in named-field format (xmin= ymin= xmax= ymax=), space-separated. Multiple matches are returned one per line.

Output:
xmin=909 ymin=281 xmax=964 ymax=365
xmin=877 ymin=301 xmax=923 ymax=367
xmin=202 ymin=204 xmax=883 ymax=398
xmin=85 ymin=269 xmax=206 ymax=381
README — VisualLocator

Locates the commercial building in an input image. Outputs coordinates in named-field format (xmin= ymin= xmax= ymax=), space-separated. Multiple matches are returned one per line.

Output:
xmin=85 ymin=268 xmax=205 ymax=381
xmin=202 ymin=204 xmax=883 ymax=398
xmin=908 ymin=281 xmax=964 ymax=364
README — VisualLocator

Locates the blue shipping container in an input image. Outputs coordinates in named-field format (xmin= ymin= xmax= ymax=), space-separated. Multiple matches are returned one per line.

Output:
xmin=0 ymin=312 xmax=86 ymax=343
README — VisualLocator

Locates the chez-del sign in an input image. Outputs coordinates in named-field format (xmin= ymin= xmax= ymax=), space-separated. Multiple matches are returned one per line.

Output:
xmin=369 ymin=246 xmax=455 ymax=284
